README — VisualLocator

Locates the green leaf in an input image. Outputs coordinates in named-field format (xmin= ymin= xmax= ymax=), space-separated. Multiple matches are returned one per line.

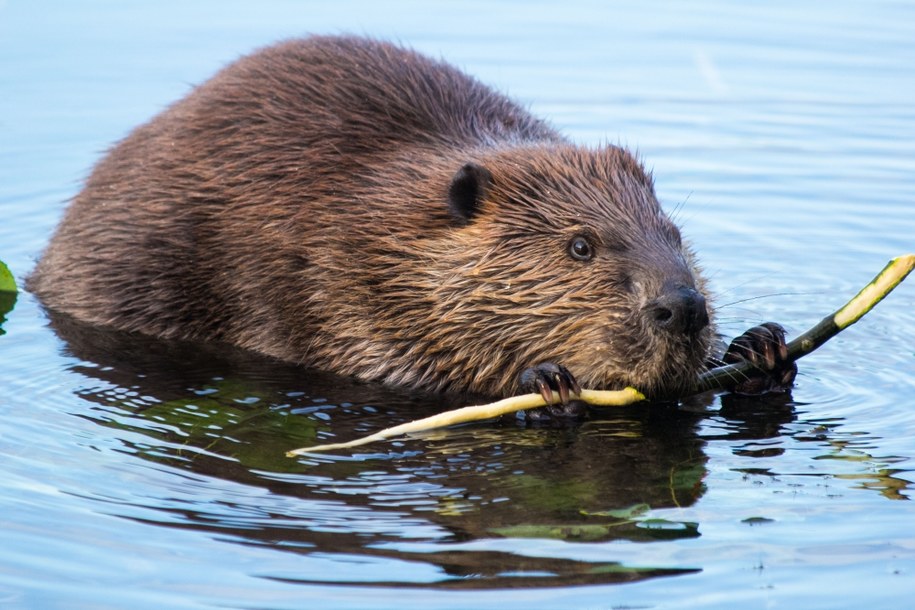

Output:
xmin=0 ymin=261 xmax=16 ymax=293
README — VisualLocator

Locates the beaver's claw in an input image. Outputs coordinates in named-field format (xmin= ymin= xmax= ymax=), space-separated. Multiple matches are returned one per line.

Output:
xmin=518 ymin=362 xmax=586 ymax=421
xmin=520 ymin=362 xmax=581 ymax=404
xmin=724 ymin=322 xmax=797 ymax=394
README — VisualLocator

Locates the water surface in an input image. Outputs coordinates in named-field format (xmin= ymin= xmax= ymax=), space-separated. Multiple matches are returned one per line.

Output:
xmin=1 ymin=1 xmax=914 ymax=608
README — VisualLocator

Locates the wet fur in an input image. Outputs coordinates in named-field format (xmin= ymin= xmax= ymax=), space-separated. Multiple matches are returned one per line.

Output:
xmin=29 ymin=36 xmax=714 ymax=397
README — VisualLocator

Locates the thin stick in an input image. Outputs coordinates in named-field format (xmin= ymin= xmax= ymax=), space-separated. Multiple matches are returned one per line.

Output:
xmin=287 ymin=387 xmax=645 ymax=456
xmin=695 ymin=253 xmax=914 ymax=392
xmin=288 ymin=254 xmax=914 ymax=457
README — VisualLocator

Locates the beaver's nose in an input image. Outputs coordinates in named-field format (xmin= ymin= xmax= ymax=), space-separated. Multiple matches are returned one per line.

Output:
xmin=646 ymin=282 xmax=709 ymax=336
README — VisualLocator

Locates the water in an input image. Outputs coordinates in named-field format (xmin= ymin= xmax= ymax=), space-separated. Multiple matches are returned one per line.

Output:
xmin=2 ymin=1 xmax=914 ymax=608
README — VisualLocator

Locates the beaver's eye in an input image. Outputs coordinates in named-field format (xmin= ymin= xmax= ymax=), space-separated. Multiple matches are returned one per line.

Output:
xmin=568 ymin=235 xmax=594 ymax=261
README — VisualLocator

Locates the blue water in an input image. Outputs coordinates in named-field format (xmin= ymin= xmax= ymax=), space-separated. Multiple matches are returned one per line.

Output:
xmin=2 ymin=1 xmax=914 ymax=608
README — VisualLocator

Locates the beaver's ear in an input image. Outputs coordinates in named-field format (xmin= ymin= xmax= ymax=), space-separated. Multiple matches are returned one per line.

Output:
xmin=448 ymin=162 xmax=492 ymax=225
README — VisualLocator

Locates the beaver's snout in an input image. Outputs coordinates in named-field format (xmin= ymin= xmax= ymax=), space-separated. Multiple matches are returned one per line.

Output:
xmin=645 ymin=281 xmax=709 ymax=336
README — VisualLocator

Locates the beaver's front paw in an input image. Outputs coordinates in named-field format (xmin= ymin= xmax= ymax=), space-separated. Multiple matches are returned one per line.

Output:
xmin=724 ymin=322 xmax=797 ymax=395
xmin=518 ymin=362 xmax=586 ymax=420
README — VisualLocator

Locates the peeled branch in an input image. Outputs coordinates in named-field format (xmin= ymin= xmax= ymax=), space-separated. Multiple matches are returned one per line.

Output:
xmin=287 ymin=387 xmax=644 ymax=455
xmin=288 ymin=254 xmax=914 ymax=457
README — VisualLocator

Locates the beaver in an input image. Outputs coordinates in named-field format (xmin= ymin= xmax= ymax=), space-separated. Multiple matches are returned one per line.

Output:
xmin=28 ymin=35 xmax=795 ymax=411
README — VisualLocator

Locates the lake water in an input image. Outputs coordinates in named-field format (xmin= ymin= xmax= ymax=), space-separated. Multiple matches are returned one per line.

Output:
xmin=2 ymin=1 xmax=914 ymax=608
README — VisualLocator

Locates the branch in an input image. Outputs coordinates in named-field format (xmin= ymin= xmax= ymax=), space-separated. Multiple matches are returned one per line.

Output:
xmin=695 ymin=253 xmax=914 ymax=392
xmin=287 ymin=254 xmax=914 ymax=457
xmin=287 ymin=387 xmax=644 ymax=456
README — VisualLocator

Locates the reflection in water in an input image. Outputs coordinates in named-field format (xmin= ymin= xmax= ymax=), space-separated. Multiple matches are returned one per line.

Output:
xmin=0 ymin=291 xmax=16 ymax=336
xmin=48 ymin=311 xmax=727 ymax=588
xmin=713 ymin=392 xmax=911 ymax=501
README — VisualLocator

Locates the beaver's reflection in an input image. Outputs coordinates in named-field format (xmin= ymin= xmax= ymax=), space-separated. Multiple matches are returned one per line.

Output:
xmin=47 ymin=310 xmax=794 ymax=589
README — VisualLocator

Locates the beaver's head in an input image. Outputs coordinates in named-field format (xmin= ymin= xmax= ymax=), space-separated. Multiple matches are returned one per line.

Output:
xmin=420 ymin=144 xmax=714 ymax=397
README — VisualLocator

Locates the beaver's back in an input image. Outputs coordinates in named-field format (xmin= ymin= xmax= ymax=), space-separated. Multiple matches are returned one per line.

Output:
xmin=28 ymin=37 xmax=560 ymax=343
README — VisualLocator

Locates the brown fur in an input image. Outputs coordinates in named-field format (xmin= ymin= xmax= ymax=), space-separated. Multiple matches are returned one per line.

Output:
xmin=29 ymin=36 xmax=715 ymax=397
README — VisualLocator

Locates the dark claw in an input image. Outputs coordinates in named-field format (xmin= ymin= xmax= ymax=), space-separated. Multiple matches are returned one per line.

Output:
xmin=724 ymin=322 xmax=797 ymax=395
xmin=534 ymin=376 xmax=553 ymax=405
xmin=518 ymin=362 xmax=585 ymax=421
xmin=520 ymin=362 xmax=580 ymax=405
